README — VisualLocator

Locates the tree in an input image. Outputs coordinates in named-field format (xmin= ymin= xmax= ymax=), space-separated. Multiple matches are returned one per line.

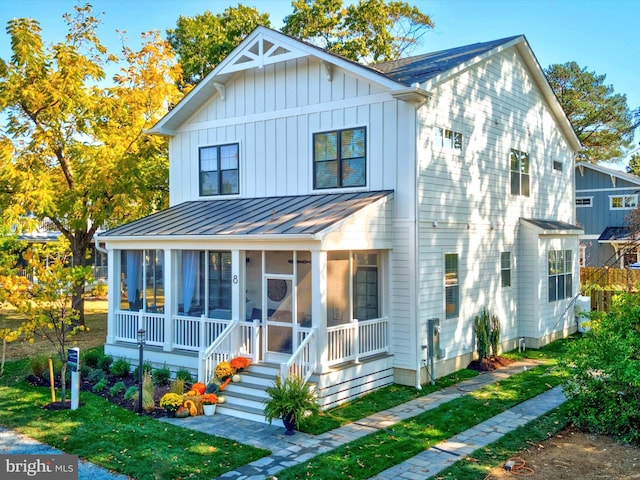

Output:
xmin=282 ymin=0 xmax=434 ymax=63
xmin=0 ymin=239 xmax=93 ymax=403
xmin=0 ymin=4 xmax=184 ymax=323
xmin=0 ymin=229 xmax=24 ymax=376
xmin=627 ymin=151 xmax=640 ymax=176
xmin=167 ymin=4 xmax=271 ymax=88
xmin=545 ymin=61 xmax=635 ymax=162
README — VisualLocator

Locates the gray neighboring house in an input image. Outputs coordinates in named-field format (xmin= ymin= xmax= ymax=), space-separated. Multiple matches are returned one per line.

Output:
xmin=575 ymin=161 xmax=640 ymax=268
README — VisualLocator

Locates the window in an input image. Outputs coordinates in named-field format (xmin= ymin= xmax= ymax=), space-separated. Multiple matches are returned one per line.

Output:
xmin=576 ymin=197 xmax=592 ymax=207
xmin=435 ymin=127 xmax=463 ymax=151
xmin=510 ymin=149 xmax=530 ymax=196
xmin=548 ymin=250 xmax=573 ymax=302
xmin=354 ymin=253 xmax=379 ymax=320
xmin=501 ymin=252 xmax=511 ymax=287
xmin=314 ymin=127 xmax=366 ymax=189
xmin=120 ymin=249 xmax=164 ymax=312
xmin=609 ymin=194 xmax=638 ymax=210
xmin=199 ymin=144 xmax=239 ymax=196
xmin=445 ymin=254 xmax=459 ymax=318
xmin=553 ymin=160 xmax=563 ymax=171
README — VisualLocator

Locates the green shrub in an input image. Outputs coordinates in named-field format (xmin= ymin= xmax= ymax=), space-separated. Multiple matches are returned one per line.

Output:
xmin=124 ymin=386 xmax=138 ymax=401
xmin=142 ymin=372 xmax=155 ymax=412
xmin=83 ymin=350 xmax=102 ymax=369
xmin=29 ymin=356 xmax=48 ymax=378
xmin=562 ymin=292 xmax=640 ymax=443
xmin=90 ymin=282 xmax=108 ymax=297
xmin=87 ymin=368 xmax=106 ymax=384
xmin=111 ymin=359 xmax=131 ymax=378
xmin=152 ymin=366 xmax=171 ymax=386
xmin=109 ymin=381 xmax=127 ymax=397
xmin=474 ymin=309 xmax=501 ymax=359
xmin=133 ymin=361 xmax=152 ymax=380
xmin=92 ymin=378 xmax=108 ymax=392
xmin=175 ymin=368 xmax=193 ymax=384
xmin=98 ymin=355 xmax=113 ymax=373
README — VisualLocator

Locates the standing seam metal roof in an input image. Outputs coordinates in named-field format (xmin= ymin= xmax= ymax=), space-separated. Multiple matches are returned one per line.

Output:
xmin=101 ymin=191 xmax=393 ymax=238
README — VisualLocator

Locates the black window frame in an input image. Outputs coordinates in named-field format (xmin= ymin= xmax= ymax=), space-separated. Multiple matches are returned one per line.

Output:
xmin=313 ymin=127 xmax=366 ymax=189
xmin=199 ymin=143 xmax=240 ymax=197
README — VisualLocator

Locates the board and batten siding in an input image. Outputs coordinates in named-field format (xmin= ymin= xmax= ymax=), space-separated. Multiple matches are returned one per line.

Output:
xmin=167 ymin=56 xmax=416 ymax=218
xmin=414 ymin=47 xmax=576 ymax=373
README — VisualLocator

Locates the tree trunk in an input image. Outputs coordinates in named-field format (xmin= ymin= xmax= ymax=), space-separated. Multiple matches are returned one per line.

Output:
xmin=70 ymin=232 xmax=92 ymax=326
xmin=60 ymin=360 xmax=67 ymax=406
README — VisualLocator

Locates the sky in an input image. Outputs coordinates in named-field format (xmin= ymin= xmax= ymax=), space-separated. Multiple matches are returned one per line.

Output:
xmin=1 ymin=0 xmax=639 ymax=162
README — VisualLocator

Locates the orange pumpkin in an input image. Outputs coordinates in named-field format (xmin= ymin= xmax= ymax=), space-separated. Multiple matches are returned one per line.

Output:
xmin=191 ymin=383 xmax=206 ymax=395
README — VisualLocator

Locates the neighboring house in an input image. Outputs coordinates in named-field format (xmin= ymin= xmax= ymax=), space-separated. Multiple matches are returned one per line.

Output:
xmin=575 ymin=162 xmax=640 ymax=268
xmin=97 ymin=27 xmax=582 ymax=419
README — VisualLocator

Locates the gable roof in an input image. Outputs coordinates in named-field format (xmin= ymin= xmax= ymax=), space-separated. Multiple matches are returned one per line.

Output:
xmin=99 ymin=190 xmax=392 ymax=240
xmin=576 ymin=161 xmax=640 ymax=187
xmin=149 ymin=26 xmax=580 ymax=151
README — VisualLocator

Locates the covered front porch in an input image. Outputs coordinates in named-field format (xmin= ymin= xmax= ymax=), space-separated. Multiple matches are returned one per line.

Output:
xmin=99 ymin=192 xmax=395 ymax=407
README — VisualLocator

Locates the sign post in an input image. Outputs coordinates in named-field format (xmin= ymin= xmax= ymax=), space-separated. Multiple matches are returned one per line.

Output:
xmin=68 ymin=347 xmax=80 ymax=410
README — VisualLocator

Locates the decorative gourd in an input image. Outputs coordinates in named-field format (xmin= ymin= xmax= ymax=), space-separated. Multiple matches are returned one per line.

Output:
xmin=186 ymin=390 xmax=196 ymax=396
xmin=184 ymin=399 xmax=198 ymax=416
xmin=191 ymin=383 xmax=206 ymax=395
xmin=175 ymin=406 xmax=190 ymax=418
xmin=216 ymin=395 xmax=226 ymax=404
xmin=232 ymin=374 xmax=241 ymax=383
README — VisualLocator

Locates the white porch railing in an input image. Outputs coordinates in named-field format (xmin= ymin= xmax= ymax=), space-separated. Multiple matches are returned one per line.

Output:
xmin=326 ymin=317 xmax=389 ymax=366
xmin=114 ymin=310 xmax=165 ymax=347
xmin=281 ymin=327 xmax=317 ymax=384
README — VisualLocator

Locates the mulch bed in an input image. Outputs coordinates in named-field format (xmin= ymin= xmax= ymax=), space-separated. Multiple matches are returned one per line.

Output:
xmin=467 ymin=355 xmax=514 ymax=372
xmin=28 ymin=373 xmax=171 ymax=417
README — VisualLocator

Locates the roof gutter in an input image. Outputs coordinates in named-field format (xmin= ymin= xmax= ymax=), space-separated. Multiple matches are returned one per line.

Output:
xmin=97 ymin=233 xmax=318 ymax=243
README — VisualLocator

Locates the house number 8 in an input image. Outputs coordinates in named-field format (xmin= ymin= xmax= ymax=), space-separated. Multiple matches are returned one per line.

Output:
xmin=233 ymin=275 xmax=239 ymax=284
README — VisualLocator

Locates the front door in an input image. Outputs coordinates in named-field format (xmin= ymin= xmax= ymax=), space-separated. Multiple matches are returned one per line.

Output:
xmin=264 ymin=275 xmax=296 ymax=361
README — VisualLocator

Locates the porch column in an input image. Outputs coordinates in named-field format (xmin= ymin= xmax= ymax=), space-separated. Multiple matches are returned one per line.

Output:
xmin=312 ymin=251 xmax=329 ymax=373
xmin=163 ymin=249 xmax=173 ymax=352
xmin=105 ymin=247 xmax=117 ymax=344
xmin=232 ymin=250 xmax=241 ymax=321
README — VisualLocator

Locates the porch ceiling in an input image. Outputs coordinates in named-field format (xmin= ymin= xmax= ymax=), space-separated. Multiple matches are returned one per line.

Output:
xmin=100 ymin=191 xmax=393 ymax=239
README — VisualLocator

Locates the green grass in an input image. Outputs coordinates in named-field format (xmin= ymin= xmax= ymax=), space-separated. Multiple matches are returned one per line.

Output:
xmin=436 ymin=405 xmax=571 ymax=479
xmin=276 ymin=363 xmax=566 ymax=479
xmin=300 ymin=368 xmax=479 ymax=434
xmin=0 ymin=358 xmax=269 ymax=480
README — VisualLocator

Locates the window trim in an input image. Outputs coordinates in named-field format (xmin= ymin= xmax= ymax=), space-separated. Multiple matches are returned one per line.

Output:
xmin=501 ymin=251 xmax=511 ymax=288
xmin=510 ymin=148 xmax=530 ymax=197
xmin=199 ymin=143 xmax=240 ymax=197
xmin=609 ymin=194 xmax=638 ymax=210
xmin=313 ymin=126 xmax=367 ymax=190
xmin=548 ymin=249 xmax=573 ymax=302
xmin=444 ymin=253 xmax=459 ymax=319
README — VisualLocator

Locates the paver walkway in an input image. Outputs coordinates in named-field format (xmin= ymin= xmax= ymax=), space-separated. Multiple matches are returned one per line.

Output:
xmin=1 ymin=358 xmax=566 ymax=480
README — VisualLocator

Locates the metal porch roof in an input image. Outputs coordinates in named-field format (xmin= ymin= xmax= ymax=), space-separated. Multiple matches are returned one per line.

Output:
xmin=101 ymin=191 xmax=393 ymax=239
xmin=598 ymin=226 xmax=632 ymax=243
xmin=521 ymin=218 xmax=583 ymax=234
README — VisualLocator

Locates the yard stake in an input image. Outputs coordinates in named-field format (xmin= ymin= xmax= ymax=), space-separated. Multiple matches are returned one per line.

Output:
xmin=48 ymin=357 xmax=55 ymax=402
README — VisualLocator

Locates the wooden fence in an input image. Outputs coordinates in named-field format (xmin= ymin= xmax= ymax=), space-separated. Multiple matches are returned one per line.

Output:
xmin=580 ymin=267 xmax=640 ymax=312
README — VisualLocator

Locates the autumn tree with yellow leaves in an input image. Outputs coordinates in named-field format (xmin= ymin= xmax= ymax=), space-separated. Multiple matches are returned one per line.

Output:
xmin=0 ymin=4 xmax=184 ymax=323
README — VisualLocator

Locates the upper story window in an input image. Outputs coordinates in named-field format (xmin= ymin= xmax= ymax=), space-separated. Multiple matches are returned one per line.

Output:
xmin=314 ymin=127 xmax=366 ymax=189
xmin=609 ymin=194 xmax=638 ymax=210
xmin=576 ymin=197 xmax=593 ymax=207
xmin=553 ymin=160 xmax=563 ymax=171
xmin=199 ymin=144 xmax=239 ymax=196
xmin=435 ymin=127 xmax=463 ymax=152
xmin=510 ymin=149 xmax=530 ymax=197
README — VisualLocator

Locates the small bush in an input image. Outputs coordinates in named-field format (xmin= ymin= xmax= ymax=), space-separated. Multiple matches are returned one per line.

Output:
xmin=87 ymin=368 xmax=106 ymax=384
xmin=111 ymin=359 xmax=131 ymax=378
xmin=79 ymin=364 xmax=91 ymax=378
xmin=133 ymin=361 xmax=153 ymax=380
xmin=91 ymin=282 xmax=108 ymax=297
xmin=474 ymin=309 xmax=501 ymax=359
xmin=175 ymin=368 xmax=193 ymax=384
xmin=29 ymin=356 xmax=48 ymax=378
xmin=109 ymin=381 xmax=127 ymax=397
xmin=99 ymin=355 xmax=113 ymax=373
xmin=153 ymin=366 xmax=171 ymax=386
xmin=124 ymin=386 xmax=138 ymax=401
xmin=92 ymin=378 xmax=108 ymax=392
xmin=83 ymin=350 xmax=102 ymax=369
xmin=142 ymin=372 xmax=155 ymax=412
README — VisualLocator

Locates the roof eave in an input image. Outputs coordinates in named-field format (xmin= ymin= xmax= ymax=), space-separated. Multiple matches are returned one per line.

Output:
xmin=97 ymin=233 xmax=318 ymax=243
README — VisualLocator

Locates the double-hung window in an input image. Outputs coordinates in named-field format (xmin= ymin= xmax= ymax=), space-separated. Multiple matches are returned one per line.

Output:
xmin=199 ymin=144 xmax=239 ymax=196
xmin=501 ymin=252 xmax=511 ymax=287
xmin=313 ymin=127 xmax=366 ymax=189
xmin=548 ymin=250 xmax=573 ymax=302
xmin=609 ymin=194 xmax=638 ymax=210
xmin=510 ymin=149 xmax=530 ymax=196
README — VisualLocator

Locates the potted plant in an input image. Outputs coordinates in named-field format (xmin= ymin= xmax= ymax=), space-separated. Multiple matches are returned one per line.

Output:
xmin=263 ymin=375 xmax=319 ymax=435
xmin=201 ymin=393 xmax=218 ymax=416
xmin=159 ymin=393 xmax=183 ymax=417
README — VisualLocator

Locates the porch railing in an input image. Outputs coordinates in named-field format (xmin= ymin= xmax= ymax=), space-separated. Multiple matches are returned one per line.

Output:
xmin=326 ymin=317 xmax=388 ymax=366
xmin=114 ymin=310 xmax=165 ymax=347
xmin=281 ymin=327 xmax=317 ymax=385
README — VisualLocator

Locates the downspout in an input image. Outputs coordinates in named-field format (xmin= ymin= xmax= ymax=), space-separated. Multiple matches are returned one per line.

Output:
xmin=94 ymin=236 xmax=107 ymax=254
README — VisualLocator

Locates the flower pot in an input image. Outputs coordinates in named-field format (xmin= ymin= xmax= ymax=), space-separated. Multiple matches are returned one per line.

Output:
xmin=203 ymin=404 xmax=217 ymax=416
xmin=282 ymin=414 xmax=296 ymax=435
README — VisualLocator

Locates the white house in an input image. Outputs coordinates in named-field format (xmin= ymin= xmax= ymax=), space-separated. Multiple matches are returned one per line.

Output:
xmin=98 ymin=27 xmax=582 ymax=419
